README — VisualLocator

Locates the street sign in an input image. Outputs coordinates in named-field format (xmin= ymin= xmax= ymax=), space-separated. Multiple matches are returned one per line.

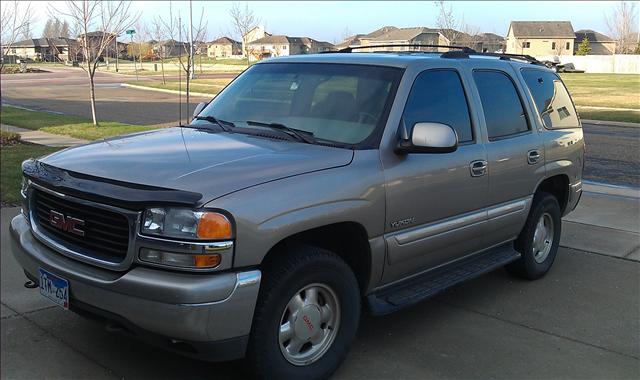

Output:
xmin=126 ymin=29 xmax=135 ymax=35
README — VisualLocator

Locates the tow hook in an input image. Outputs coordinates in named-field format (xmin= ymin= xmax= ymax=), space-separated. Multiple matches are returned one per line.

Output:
xmin=24 ymin=280 xmax=38 ymax=289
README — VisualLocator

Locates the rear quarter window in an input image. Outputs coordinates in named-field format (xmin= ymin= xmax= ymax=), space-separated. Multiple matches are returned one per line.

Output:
xmin=521 ymin=69 xmax=581 ymax=129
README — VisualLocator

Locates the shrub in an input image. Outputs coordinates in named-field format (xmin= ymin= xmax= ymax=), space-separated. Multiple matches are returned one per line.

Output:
xmin=0 ymin=131 xmax=21 ymax=146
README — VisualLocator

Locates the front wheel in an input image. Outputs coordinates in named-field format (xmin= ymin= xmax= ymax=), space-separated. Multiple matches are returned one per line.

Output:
xmin=247 ymin=245 xmax=360 ymax=380
xmin=507 ymin=192 xmax=562 ymax=280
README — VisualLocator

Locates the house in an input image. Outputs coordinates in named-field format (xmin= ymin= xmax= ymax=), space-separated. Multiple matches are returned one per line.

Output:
xmin=207 ymin=37 xmax=242 ymax=58
xmin=242 ymin=26 xmax=270 ymax=56
xmin=246 ymin=35 xmax=334 ymax=61
xmin=2 ymin=37 xmax=80 ymax=62
xmin=77 ymin=31 xmax=127 ymax=60
xmin=574 ymin=29 xmax=616 ymax=55
xmin=335 ymin=26 xmax=397 ymax=50
xmin=359 ymin=27 xmax=450 ymax=52
xmin=506 ymin=21 xmax=575 ymax=56
xmin=152 ymin=39 xmax=190 ymax=58
xmin=466 ymin=33 xmax=506 ymax=53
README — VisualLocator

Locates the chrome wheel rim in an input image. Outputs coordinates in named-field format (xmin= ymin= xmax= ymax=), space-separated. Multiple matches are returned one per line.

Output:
xmin=278 ymin=283 xmax=340 ymax=366
xmin=533 ymin=212 xmax=554 ymax=263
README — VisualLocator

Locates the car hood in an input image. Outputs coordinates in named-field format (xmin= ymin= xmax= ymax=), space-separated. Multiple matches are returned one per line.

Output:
xmin=39 ymin=127 xmax=353 ymax=203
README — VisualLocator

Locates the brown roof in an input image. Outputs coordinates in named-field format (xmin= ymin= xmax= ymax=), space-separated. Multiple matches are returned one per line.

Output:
xmin=249 ymin=35 xmax=333 ymax=47
xmin=509 ymin=21 xmax=575 ymax=38
xmin=209 ymin=37 xmax=240 ymax=45
xmin=575 ymin=29 xmax=614 ymax=43
xmin=11 ymin=37 xmax=76 ymax=47
xmin=362 ymin=26 xmax=398 ymax=39
xmin=372 ymin=27 xmax=440 ymax=42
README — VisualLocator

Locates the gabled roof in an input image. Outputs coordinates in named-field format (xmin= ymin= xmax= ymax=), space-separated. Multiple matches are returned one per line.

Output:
xmin=362 ymin=26 xmax=398 ymax=39
xmin=372 ymin=27 xmax=440 ymax=42
xmin=209 ymin=36 xmax=240 ymax=45
xmin=11 ymin=37 xmax=76 ymax=47
xmin=478 ymin=32 xmax=505 ymax=41
xmin=575 ymin=29 xmax=614 ymax=43
xmin=509 ymin=21 xmax=575 ymax=38
xmin=248 ymin=35 xmax=334 ymax=48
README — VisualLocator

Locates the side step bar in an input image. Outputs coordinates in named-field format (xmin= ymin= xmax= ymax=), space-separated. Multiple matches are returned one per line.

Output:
xmin=367 ymin=244 xmax=521 ymax=315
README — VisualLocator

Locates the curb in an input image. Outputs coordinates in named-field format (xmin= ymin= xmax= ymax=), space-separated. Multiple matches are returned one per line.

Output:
xmin=581 ymin=119 xmax=640 ymax=128
xmin=121 ymin=83 xmax=216 ymax=98
xmin=582 ymin=180 xmax=640 ymax=199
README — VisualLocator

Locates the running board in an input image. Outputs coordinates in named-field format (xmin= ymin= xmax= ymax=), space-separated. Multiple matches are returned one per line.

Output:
xmin=367 ymin=244 xmax=521 ymax=315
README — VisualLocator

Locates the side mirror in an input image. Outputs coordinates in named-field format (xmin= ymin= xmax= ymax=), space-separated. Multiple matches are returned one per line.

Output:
xmin=192 ymin=102 xmax=207 ymax=119
xmin=396 ymin=122 xmax=458 ymax=154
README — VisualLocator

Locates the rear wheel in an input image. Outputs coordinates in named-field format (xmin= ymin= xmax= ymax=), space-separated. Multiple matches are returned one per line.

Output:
xmin=507 ymin=192 xmax=562 ymax=280
xmin=247 ymin=245 xmax=360 ymax=380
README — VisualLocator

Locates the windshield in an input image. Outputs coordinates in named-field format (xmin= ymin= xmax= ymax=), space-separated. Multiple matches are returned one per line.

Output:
xmin=197 ymin=63 xmax=403 ymax=147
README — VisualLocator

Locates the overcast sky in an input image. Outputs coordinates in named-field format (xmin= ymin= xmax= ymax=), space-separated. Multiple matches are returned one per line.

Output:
xmin=31 ymin=1 xmax=625 ymax=43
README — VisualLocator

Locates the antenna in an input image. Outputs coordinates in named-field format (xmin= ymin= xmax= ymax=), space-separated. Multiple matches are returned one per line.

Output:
xmin=178 ymin=15 xmax=183 ymax=126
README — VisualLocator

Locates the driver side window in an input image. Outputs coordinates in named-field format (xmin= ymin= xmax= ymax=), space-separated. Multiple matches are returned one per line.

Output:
xmin=402 ymin=70 xmax=474 ymax=143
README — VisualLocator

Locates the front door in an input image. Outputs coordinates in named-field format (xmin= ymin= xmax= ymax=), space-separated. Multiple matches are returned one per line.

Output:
xmin=381 ymin=68 xmax=489 ymax=284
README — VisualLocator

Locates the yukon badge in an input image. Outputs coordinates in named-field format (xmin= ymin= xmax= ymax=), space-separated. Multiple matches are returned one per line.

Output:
xmin=390 ymin=217 xmax=416 ymax=229
xmin=49 ymin=210 xmax=85 ymax=237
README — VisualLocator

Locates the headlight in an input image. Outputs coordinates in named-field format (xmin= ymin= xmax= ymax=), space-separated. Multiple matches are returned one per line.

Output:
xmin=142 ymin=208 xmax=232 ymax=240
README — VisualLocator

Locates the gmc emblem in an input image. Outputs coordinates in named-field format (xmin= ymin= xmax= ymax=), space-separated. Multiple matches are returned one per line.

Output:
xmin=49 ymin=210 xmax=85 ymax=237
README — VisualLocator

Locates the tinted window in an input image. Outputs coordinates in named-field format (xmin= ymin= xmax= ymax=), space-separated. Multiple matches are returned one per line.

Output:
xmin=521 ymin=69 xmax=580 ymax=129
xmin=473 ymin=71 xmax=529 ymax=139
xmin=402 ymin=70 xmax=473 ymax=142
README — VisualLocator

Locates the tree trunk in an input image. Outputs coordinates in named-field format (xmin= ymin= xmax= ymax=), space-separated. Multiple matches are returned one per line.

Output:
xmin=88 ymin=70 xmax=99 ymax=126
xmin=160 ymin=57 xmax=165 ymax=85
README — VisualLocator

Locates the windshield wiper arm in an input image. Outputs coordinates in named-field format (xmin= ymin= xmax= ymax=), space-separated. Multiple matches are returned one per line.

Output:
xmin=245 ymin=120 xmax=316 ymax=144
xmin=193 ymin=115 xmax=235 ymax=132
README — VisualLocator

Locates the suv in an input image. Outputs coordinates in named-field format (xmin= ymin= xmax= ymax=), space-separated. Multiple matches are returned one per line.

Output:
xmin=11 ymin=49 xmax=584 ymax=379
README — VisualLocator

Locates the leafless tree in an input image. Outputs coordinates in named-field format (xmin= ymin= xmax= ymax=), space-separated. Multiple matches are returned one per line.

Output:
xmin=152 ymin=17 xmax=166 ymax=84
xmin=434 ymin=1 xmax=461 ymax=47
xmin=229 ymin=2 xmax=259 ymax=64
xmin=1 ymin=1 xmax=34 ymax=70
xmin=54 ymin=1 xmax=138 ymax=126
xmin=605 ymin=1 xmax=639 ymax=53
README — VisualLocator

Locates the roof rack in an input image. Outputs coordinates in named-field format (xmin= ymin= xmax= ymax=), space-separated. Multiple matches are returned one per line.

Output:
xmin=330 ymin=44 xmax=476 ymax=54
xmin=441 ymin=50 xmax=545 ymax=65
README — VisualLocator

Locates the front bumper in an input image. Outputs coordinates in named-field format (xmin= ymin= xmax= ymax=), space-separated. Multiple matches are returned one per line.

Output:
xmin=10 ymin=214 xmax=261 ymax=361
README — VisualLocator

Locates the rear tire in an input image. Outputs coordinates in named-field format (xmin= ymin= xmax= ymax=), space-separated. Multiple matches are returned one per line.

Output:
xmin=247 ymin=245 xmax=360 ymax=380
xmin=507 ymin=192 xmax=561 ymax=280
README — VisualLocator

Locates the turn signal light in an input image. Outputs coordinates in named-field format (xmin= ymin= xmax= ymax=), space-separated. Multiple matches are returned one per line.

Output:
xmin=197 ymin=212 xmax=232 ymax=239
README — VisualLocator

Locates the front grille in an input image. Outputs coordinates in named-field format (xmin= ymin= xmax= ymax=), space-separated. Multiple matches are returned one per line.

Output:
xmin=33 ymin=189 xmax=130 ymax=263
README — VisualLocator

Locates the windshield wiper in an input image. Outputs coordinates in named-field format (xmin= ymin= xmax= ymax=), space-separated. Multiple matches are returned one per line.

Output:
xmin=192 ymin=115 xmax=235 ymax=132
xmin=245 ymin=120 xmax=316 ymax=144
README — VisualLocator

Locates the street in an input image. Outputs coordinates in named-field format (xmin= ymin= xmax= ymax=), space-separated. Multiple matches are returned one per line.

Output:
xmin=2 ymin=66 xmax=638 ymax=186
xmin=2 ymin=184 xmax=639 ymax=379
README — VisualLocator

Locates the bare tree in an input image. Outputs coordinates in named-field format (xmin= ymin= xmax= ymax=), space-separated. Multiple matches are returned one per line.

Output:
xmin=605 ymin=1 xmax=639 ymax=53
xmin=54 ymin=1 xmax=138 ymax=126
xmin=229 ymin=2 xmax=259 ymax=64
xmin=1 ymin=1 xmax=34 ymax=70
xmin=434 ymin=1 xmax=461 ymax=47
xmin=151 ymin=17 xmax=166 ymax=84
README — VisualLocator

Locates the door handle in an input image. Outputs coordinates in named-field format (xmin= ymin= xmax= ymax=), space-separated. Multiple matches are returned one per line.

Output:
xmin=528 ymin=150 xmax=542 ymax=165
xmin=470 ymin=160 xmax=488 ymax=177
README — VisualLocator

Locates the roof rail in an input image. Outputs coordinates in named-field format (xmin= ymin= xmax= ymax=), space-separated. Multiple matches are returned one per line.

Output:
xmin=441 ymin=50 xmax=545 ymax=65
xmin=331 ymin=44 xmax=476 ymax=54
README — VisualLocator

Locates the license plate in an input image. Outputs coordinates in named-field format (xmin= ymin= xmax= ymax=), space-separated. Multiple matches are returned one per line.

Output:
xmin=38 ymin=268 xmax=69 ymax=310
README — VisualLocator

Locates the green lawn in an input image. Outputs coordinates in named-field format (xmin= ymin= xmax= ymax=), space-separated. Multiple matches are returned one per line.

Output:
xmin=1 ymin=106 xmax=160 ymax=140
xmin=1 ymin=143 xmax=61 ymax=205
xmin=575 ymin=109 xmax=640 ymax=124
xmin=126 ymin=78 xmax=235 ymax=95
xmin=560 ymin=73 xmax=640 ymax=109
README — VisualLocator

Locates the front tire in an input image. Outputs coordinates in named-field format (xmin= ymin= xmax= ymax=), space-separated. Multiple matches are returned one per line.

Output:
xmin=507 ymin=192 xmax=562 ymax=280
xmin=247 ymin=245 xmax=360 ymax=380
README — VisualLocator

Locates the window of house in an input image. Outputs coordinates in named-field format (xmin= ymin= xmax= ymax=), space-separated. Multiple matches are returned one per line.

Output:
xmin=402 ymin=70 xmax=474 ymax=143
xmin=282 ymin=45 xmax=287 ymax=50
xmin=522 ymin=41 xmax=530 ymax=48
xmin=473 ymin=70 xmax=529 ymax=140
xmin=565 ymin=42 xmax=570 ymax=50
xmin=551 ymin=42 xmax=556 ymax=50
xmin=521 ymin=69 xmax=580 ymax=129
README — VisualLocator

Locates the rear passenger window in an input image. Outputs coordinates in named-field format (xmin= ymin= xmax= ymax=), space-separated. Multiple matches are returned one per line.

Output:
xmin=521 ymin=69 xmax=580 ymax=129
xmin=402 ymin=70 xmax=473 ymax=143
xmin=473 ymin=71 xmax=530 ymax=140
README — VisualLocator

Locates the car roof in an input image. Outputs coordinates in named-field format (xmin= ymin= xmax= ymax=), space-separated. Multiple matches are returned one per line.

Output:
xmin=257 ymin=52 xmax=550 ymax=72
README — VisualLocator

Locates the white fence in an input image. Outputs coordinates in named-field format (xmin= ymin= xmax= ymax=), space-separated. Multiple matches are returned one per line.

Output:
xmin=536 ymin=54 xmax=640 ymax=74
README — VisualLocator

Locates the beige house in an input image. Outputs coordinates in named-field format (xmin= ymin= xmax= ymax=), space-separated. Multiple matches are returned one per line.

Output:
xmin=506 ymin=21 xmax=575 ymax=56
xmin=3 ymin=37 xmax=80 ymax=62
xmin=574 ymin=29 xmax=616 ymax=55
xmin=242 ymin=26 xmax=270 ymax=56
xmin=338 ymin=26 xmax=449 ymax=52
xmin=247 ymin=35 xmax=333 ymax=61
xmin=207 ymin=37 xmax=242 ymax=58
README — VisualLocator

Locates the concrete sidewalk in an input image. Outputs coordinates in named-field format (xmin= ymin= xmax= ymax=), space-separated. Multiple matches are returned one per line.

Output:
xmin=1 ymin=124 xmax=90 ymax=147
xmin=1 ymin=187 xmax=638 ymax=379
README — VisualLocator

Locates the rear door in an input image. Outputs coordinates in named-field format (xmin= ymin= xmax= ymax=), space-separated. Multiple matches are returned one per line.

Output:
xmin=380 ymin=67 xmax=489 ymax=284
xmin=469 ymin=66 xmax=545 ymax=247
